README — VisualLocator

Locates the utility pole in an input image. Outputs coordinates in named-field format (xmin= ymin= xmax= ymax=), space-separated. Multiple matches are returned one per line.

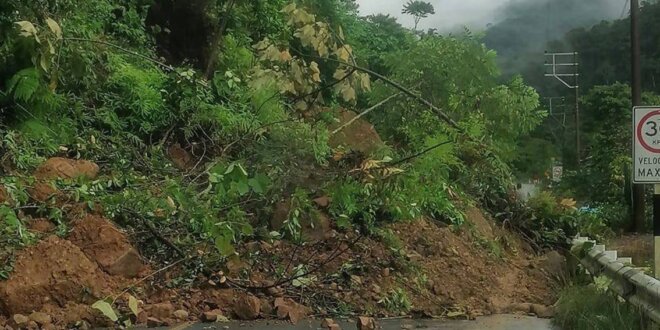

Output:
xmin=631 ymin=0 xmax=645 ymax=233
xmin=545 ymin=52 xmax=580 ymax=166
xmin=574 ymin=52 xmax=580 ymax=166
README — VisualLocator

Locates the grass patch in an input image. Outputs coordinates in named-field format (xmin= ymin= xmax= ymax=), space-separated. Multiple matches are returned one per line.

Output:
xmin=553 ymin=284 xmax=647 ymax=330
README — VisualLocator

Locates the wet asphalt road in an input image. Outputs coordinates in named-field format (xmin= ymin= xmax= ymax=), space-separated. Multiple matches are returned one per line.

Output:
xmin=171 ymin=314 xmax=557 ymax=330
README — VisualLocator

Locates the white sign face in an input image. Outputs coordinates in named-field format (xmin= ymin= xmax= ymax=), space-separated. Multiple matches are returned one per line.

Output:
xmin=552 ymin=166 xmax=563 ymax=182
xmin=633 ymin=106 xmax=660 ymax=183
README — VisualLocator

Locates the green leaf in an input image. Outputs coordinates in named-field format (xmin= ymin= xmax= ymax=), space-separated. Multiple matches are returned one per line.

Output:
xmin=214 ymin=235 xmax=235 ymax=256
xmin=224 ymin=163 xmax=235 ymax=174
xmin=7 ymin=68 xmax=40 ymax=102
xmin=92 ymin=300 xmax=118 ymax=322
xmin=235 ymin=181 xmax=250 ymax=196
xmin=0 ymin=206 xmax=21 ymax=230
xmin=240 ymin=223 xmax=254 ymax=236
xmin=128 ymin=295 xmax=139 ymax=316
xmin=247 ymin=178 xmax=263 ymax=194
xmin=248 ymin=174 xmax=270 ymax=194
xmin=336 ymin=215 xmax=351 ymax=229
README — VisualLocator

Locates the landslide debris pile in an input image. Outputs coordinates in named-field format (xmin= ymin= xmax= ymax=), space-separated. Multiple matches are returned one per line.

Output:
xmin=0 ymin=156 xmax=561 ymax=328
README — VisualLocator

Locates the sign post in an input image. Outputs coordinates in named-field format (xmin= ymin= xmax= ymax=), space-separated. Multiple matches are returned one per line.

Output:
xmin=633 ymin=106 xmax=660 ymax=277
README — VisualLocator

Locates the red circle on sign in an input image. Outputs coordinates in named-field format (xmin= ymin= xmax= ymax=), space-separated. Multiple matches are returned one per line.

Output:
xmin=637 ymin=110 xmax=660 ymax=153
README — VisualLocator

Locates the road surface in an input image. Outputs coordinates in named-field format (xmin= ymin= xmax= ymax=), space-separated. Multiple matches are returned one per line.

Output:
xmin=175 ymin=314 xmax=556 ymax=330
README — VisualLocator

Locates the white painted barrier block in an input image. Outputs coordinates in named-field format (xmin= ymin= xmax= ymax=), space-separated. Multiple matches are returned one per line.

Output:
xmin=604 ymin=250 xmax=618 ymax=260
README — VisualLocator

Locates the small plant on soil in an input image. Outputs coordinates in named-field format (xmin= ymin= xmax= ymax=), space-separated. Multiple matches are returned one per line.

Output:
xmin=379 ymin=288 xmax=412 ymax=315
xmin=553 ymin=284 xmax=647 ymax=330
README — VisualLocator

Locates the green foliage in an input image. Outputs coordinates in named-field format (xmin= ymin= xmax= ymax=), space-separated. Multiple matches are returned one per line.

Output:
xmin=524 ymin=190 xmax=614 ymax=247
xmin=101 ymin=55 xmax=169 ymax=135
xmin=371 ymin=34 xmax=544 ymax=161
xmin=379 ymin=288 xmax=412 ymax=314
xmin=554 ymin=284 xmax=646 ymax=330
xmin=514 ymin=138 xmax=559 ymax=179
xmin=525 ymin=191 xmax=576 ymax=246
xmin=345 ymin=14 xmax=414 ymax=75
xmin=0 ymin=0 xmax=550 ymax=283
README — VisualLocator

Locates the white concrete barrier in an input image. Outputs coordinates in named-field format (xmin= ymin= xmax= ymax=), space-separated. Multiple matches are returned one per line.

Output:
xmin=571 ymin=236 xmax=660 ymax=324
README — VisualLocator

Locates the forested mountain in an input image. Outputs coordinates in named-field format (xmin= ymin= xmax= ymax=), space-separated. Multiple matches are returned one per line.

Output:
xmin=486 ymin=0 xmax=660 ymax=96
xmin=506 ymin=0 xmax=660 ymax=230
xmin=483 ymin=0 xmax=620 ymax=82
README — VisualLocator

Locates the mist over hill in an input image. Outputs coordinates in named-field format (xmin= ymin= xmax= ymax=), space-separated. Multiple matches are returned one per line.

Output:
xmin=484 ymin=0 xmax=621 ymax=78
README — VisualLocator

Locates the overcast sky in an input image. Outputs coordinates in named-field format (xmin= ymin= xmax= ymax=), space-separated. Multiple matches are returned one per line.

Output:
xmin=356 ymin=0 xmax=512 ymax=32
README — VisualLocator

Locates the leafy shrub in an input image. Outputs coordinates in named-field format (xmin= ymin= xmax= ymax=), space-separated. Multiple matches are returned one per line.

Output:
xmin=524 ymin=191 xmax=615 ymax=247
xmin=554 ymin=284 xmax=646 ymax=330
xmin=101 ymin=55 xmax=169 ymax=135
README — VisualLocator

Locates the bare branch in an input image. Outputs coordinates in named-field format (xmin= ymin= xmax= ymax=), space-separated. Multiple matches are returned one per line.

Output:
xmin=331 ymin=92 xmax=402 ymax=136
xmin=63 ymin=37 xmax=174 ymax=71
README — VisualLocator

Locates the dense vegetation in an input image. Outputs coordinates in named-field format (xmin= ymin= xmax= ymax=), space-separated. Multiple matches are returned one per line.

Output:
xmin=493 ymin=1 xmax=660 ymax=235
xmin=0 ymin=0 xmax=571 ymax=275
xmin=554 ymin=281 xmax=647 ymax=330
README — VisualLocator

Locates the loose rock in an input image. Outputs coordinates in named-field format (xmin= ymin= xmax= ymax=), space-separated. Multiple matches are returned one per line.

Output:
xmin=202 ymin=309 xmax=224 ymax=322
xmin=313 ymin=196 xmax=330 ymax=208
xmin=321 ymin=318 xmax=340 ymax=329
xmin=173 ymin=309 xmax=189 ymax=320
xmin=12 ymin=315 xmax=28 ymax=325
xmin=382 ymin=268 xmax=390 ymax=277
xmin=0 ymin=236 xmax=112 ymax=315
xmin=234 ymin=295 xmax=261 ymax=320
xmin=27 ymin=312 xmax=51 ymax=326
xmin=531 ymin=304 xmax=555 ymax=318
xmin=146 ymin=303 xmax=174 ymax=320
xmin=357 ymin=316 xmax=376 ymax=330
xmin=68 ymin=215 xmax=145 ymax=278
xmin=274 ymin=298 xmax=307 ymax=324
xmin=34 ymin=158 xmax=99 ymax=181
xmin=539 ymin=251 xmax=567 ymax=279
xmin=146 ymin=317 xmax=164 ymax=327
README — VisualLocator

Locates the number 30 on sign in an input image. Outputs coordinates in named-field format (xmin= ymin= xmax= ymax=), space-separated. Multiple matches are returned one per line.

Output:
xmin=633 ymin=106 xmax=660 ymax=183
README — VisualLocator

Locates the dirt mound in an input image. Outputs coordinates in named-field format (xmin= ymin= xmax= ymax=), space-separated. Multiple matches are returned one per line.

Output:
xmin=270 ymin=200 xmax=333 ymax=242
xmin=34 ymin=157 xmax=99 ymax=181
xmin=0 ymin=200 xmax=557 ymax=328
xmin=167 ymin=144 xmax=193 ymax=170
xmin=230 ymin=208 xmax=557 ymax=319
xmin=390 ymin=217 xmax=556 ymax=316
xmin=0 ymin=236 xmax=115 ymax=315
xmin=27 ymin=218 xmax=57 ymax=233
xmin=27 ymin=181 xmax=61 ymax=203
xmin=329 ymin=110 xmax=384 ymax=155
xmin=68 ymin=215 xmax=146 ymax=278
xmin=465 ymin=207 xmax=496 ymax=240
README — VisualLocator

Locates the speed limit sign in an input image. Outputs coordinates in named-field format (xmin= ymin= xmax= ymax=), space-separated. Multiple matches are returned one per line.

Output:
xmin=634 ymin=106 xmax=660 ymax=183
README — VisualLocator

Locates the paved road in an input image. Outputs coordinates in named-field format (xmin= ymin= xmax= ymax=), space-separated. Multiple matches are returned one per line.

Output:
xmin=177 ymin=314 xmax=557 ymax=330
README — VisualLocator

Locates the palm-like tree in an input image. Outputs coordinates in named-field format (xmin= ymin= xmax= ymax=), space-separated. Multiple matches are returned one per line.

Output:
xmin=402 ymin=0 xmax=435 ymax=30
